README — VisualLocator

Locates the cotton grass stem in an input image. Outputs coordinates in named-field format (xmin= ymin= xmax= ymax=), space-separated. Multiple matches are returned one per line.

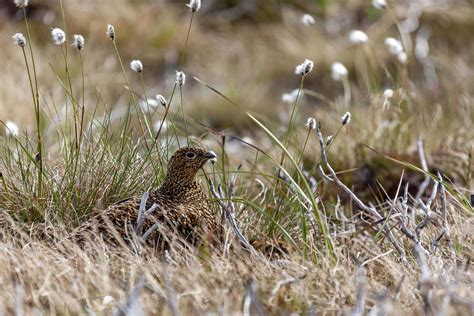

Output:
xmin=179 ymin=86 xmax=190 ymax=145
xmin=277 ymin=76 xmax=304 ymax=183
xmin=110 ymin=40 xmax=150 ymax=152
xmin=180 ymin=12 xmax=195 ymax=66
xmin=21 ymin=7 xmax=43 ymax=196
xmin=78 ymin=51 xmax=85 ymax=148
xmin=297 ymin=127 xmax=312 ymax=168
xmin=138 ymin=73 xmax=156 ymax=140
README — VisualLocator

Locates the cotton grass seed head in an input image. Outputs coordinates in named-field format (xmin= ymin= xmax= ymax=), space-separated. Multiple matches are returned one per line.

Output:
xmin=130 ymin=60 xmax=143 ymax=73
xmin=14 ymin=0 xmax=28 ymax=8
xmin=331 ymin=62 xmax=348 ymax=81
xmin=397 ymin=51 xmax=408 ymax=64
xmin=12 ymin=33 xmax=26 ymax=47
xmin=326 ymin=135 xmax=334 ymax=146
xmin=295 ymin=59 xmax=314 ymax=76
xmin=51 ymin=28 xmax=66 ymax=45
xmin=153 ymin=120 xmax=168 ymax=132
xmin=383 ymin=89 xmax=394 ymax=99
xmin=156 ymin=94 xmax=167 ymax=107
xmin=384 ymin=37 xmax=403 ymax=55
xmin=139 ymin=98 xmax=159 ymax=112
xmin=187 ymin=0 xmax=201 ymax=12
xmin=107 ymin=24 xmax=116 ymax=41
xmin=341 ymin=112 xmax=351 ymax=125
xmin=349 ymin=30 xmax=368 ymax=44
xmin=301 ymin=14 xmax=315 ymax=26
xmin=372 ymin=0 xmax=387 ymax=9
xmin=102 ymin=296 xmax=115 ymax=306
xmin=281 ymin=89 xmax=300 ymax=104
xmin=4 ymin=121 xmax=19 ymax=137
xmin=305 ymin=117 xmax=317 ymax=130
xmin=72 ymin=34 xmax=84 ymax=50
xmin=176 ymin=71 xmax=186 ymax=86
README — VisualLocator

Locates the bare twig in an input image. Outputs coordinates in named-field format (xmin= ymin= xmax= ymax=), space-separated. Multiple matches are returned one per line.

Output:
xmin=269 ymin=274 xmax=306 ymax=303
xmin=400 ymin=183 xmax=420 ymax=244
xmin=136 ymin=191 xmax=149 ymax=232
xmin=432 ymin=172 xmax=455 ymax=257
xmin=415 ymin=136 xmax=431 ymax=202
xmin=412 ymin=244 xmax=434 ymax=315
xmin=316 ymin=123 xmax=406 ymax=261
xmin=113 ymin=276 xmax=145 ymax=316
xmin=349 ymin=267 xmax=366 ymax=316
xmin=209 ymin=166 xmax=259 ymax=257
xmin=317 ymin=164 xmax=334 ymax=183
xmin=141 ymin=223 xmax=161 ymax=242
xmin=243 ymin=278 xmax=265 ymax=316
xmin=13 ymin=276 xmax=23 ymax=316
xmin=412 ymin=243 xmax=432 ymax=283
xmin=135 ymin=191 xmax=161 ymax=235
xmin=393 ymin=275 xmax=406 ymax=301
xmin=415 ymin=180 xmax=438 ymax=243
xmin=164 ymin=271 xmax=180 ymax=316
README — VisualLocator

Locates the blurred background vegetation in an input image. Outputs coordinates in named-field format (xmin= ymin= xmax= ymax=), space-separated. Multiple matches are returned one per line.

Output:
xmin=1 ymin=0 xmax=472 ymax=195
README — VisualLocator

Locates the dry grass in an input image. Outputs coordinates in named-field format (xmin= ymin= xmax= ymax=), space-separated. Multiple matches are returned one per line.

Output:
xmin=0 ymin=0 xmax=473 ymax=314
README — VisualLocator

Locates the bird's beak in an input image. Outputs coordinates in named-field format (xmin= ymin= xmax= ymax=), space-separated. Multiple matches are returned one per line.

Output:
xmin=204 ymin=151 xmax=217 ymax=162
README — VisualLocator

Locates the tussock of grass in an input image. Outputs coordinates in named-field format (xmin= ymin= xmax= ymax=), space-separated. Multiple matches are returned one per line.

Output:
xmin=0 ymin=0 xmax=473 ymax=314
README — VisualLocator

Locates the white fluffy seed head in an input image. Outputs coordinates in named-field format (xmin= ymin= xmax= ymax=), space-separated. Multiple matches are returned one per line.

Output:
xmin=153 ymin=120 xmax=168 ymax=132
xmin=397 ymin=51 xmax=408 ymax=64
xmin=295 ymin=59 xmax=314 ymax=76
xmin=139 ymin=98 xmax=159 ymax=112
xmin=14 ymin=0 xmax=28 ymax=8
xmin=341 ymin=112 xmax=351 ymax=125
xmin=106 ymin=24 xmax=115 ymax=41
xmin=12 ymin=33 xmax=26 ymax=47
xmin=156 ymin=94 xmax=167 ymax=107
xmin=281 ymin=89 xmax=300 ymax=104
xmin=326 ymin=135 xmax=334 ymax=146
xmin=384 ymin=37 xmax=403 ymax=55
xmin=301 ymin=14 xmax=315 ymax=26
xmin=51 ymin=28 xmax=66 ymax=45
xmin=383 ymin=89 xmax=394 ymax=99
xmin=187 ymin=0 xmax=201 ymax=12
xmin=349 ymin=30 xmax=368 ymax=44
xmin=331 ymin=62 xmax=348 ymax=81
xmin=130 ymin=60 xmax=143 ymax=73
xmin=4 ymin=121 xmax=20 ymax=137
xmin=372 ymin=0 xmax=387 ymax=10
xmin=102 ymin=296 xmax=114 ymax=306
xmin=305 ymin=117 xmax=317 ymax=130
xmin=71 ymin=34 xmax=84 ymax=50
xmin=176 ymin=71 xmax=186 ymax=86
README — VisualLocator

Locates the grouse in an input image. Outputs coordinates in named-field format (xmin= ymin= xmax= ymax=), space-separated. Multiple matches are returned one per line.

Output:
xmin=73 ymin=146 xmax=218 ymax=250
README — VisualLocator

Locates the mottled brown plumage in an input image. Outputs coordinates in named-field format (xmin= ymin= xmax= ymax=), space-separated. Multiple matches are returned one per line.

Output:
xmin=74 ymin=146 xmax=218 ymax=250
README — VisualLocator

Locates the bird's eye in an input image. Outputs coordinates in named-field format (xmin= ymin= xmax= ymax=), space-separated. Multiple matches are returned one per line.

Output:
xmin=186 ymin=152 xmax=196 ymax=159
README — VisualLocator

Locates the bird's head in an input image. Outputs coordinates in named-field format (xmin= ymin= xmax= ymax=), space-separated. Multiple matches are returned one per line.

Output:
xmin=166 ymin=146 xmax=216 ymax=182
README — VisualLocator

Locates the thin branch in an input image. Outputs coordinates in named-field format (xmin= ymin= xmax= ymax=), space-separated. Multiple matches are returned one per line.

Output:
xmin=141 ymin=223 xmax=161 ymax=242
xmin=400 ymin=183 xmax=419 ymax=243
xmin=135 ymin=191 xmax=149 ymax=234
xmin=269 ymin=274 xmax=306 ymax=303
xmin=317 ymin=122 xmax=406 ymax=261
xmin=113 ymin=276 xmax=145 ymax=316
xmin=432 ymin=172 xmax=455 ymax=257
xmin=415 ymin=136 xmax=430 ymax=201
xmin=318 ymin=165 xmax=334 ymax=182
xmin=209 ymin=169 xmax=259 ymax=257
xmin=349 ymin=267 xmax=366 ymax=316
